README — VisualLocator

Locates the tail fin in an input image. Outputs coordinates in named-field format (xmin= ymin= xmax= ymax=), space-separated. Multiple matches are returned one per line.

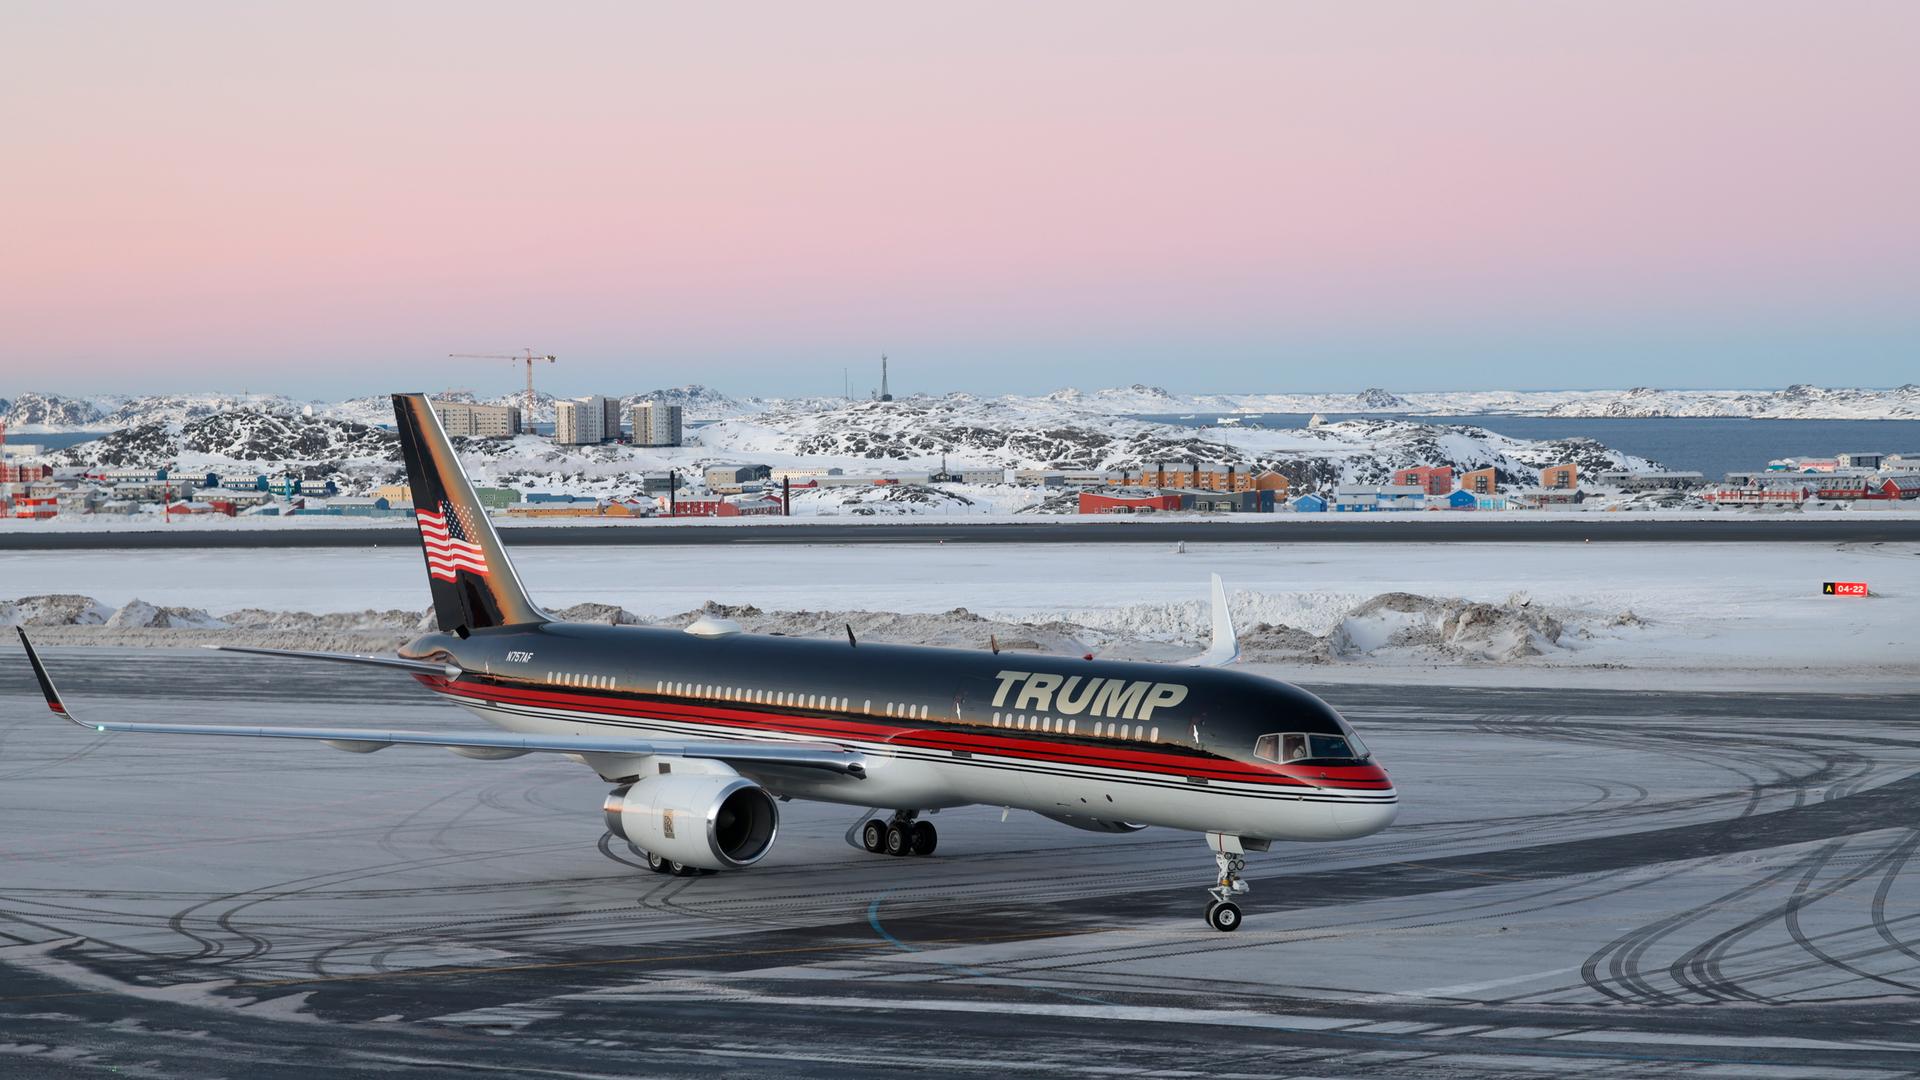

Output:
xmin=392 ymin=393 xmax=548 ymax=635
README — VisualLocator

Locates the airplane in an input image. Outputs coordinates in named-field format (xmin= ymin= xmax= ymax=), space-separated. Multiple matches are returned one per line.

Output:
xmin=17 ymin=392 xmax=1397 ymax=932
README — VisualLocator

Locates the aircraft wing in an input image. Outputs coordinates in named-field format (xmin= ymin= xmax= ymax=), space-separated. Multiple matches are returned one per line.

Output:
xmin=18 ymin=629 xmax=865 ymax=778
xmin=1179 ymin=573 xmax=1241 ymax=667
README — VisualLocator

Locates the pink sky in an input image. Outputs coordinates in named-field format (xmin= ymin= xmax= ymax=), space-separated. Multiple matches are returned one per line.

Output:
xmin=3 ymin=1 xmax=1915 ymax=397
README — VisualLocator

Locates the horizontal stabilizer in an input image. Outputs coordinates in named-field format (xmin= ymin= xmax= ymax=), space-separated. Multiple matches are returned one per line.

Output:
xmin=215 ymin=645 xmax=455 ymax=676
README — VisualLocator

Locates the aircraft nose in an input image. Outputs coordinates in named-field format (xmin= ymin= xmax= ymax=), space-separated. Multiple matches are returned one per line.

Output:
xmin=1331 ymin=797 xmax=1399 ymax=838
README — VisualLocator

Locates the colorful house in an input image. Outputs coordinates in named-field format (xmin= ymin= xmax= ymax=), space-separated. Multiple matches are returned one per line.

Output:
xmin=1460 ymin=467 xmax=1497 ymax=495
xmin=1539 ymin=463 xmax=1579 ymax=490
xmin=1392 ymin=466 xmax=1455 ymax=496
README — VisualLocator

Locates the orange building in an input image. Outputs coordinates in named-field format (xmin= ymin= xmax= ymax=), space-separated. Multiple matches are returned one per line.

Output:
xmin=1126 ymin=462 xmax=1279 ymax=492
xmin=1540 ymin=463 xmax=1579 ymax=490
xmin=1460 ymin=468 xmax=1497 ymax=495
xmin=1392 ymin=466 xmax=1454 ymax=495
xmin=1250 ymin=470 xmax=1291 ymax=494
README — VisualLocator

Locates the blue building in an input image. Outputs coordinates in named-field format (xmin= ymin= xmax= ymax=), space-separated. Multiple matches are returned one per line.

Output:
xmin=1290 ymin=493 xmax=1328 ymax=513
xmin=1439 ymin=489 xmax=1478 ymax=510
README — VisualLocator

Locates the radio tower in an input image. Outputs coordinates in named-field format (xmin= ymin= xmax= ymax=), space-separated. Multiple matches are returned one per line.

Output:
xmin=879 ymin=355 xmax=893 ymax=401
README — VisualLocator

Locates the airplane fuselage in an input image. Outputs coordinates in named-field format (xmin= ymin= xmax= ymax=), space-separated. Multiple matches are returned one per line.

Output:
xmin=401 ymin=621 xmax=1398 ymax=843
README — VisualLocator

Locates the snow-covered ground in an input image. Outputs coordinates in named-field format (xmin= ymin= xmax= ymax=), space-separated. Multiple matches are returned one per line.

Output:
xmin=6 ymin=540 xmax=1914 ymax=690
xmin=16 ymin=383 xmax=1916 ymax=516
xmin=39 ymin=398 xmax=1658 ymax=503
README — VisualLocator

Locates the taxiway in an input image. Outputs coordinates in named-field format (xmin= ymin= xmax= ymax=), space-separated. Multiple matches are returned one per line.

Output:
xmin=3 ymin=650 xmax=1919 ymax=1077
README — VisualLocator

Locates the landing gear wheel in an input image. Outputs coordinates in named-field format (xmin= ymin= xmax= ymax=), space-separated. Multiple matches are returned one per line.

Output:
xmin=646 ymin=851 xmax=671 ymax=874
xmin=910 ymin=820 xmax=938 ymax=856
xmin=885 ymin=822 xmax=911 ymax=857
xmin=669 ymin=860 xmax=696 ymax=877
xmin=862 ymin=819 xmax=887 ymax=854
xmin=1207 ymin=900 xmax=1242 ymax=932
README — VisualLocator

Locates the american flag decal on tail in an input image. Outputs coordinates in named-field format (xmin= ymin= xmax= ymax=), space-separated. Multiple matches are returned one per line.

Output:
xmin=417 ymin=499 xmax=490 ymax=581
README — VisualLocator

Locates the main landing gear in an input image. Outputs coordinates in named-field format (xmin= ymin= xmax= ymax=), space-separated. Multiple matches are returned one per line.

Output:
xmin=1204 ymin=832 xmax=1251 ymax=932
xmin=636 ymin=848 xmax=710 ymax=877
xmin=861 ymin=810 xmax=937 ymax=857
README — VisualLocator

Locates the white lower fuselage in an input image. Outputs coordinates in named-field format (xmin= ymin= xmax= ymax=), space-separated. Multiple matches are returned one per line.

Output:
xmin=443 ymin=688 xmax=1399 ymax=844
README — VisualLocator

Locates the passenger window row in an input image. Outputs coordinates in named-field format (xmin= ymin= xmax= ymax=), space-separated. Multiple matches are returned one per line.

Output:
xmin=647 ymin=681 xmax=929 ymax=718
xmin=550 ymin=676 xmax=1156 ymax=743
xmin=991 ymin=712 xmax=1159 ymax=742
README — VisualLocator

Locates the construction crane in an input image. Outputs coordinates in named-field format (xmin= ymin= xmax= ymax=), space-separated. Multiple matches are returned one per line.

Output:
xmin=449 ymin=350 xmax=556 ymax=418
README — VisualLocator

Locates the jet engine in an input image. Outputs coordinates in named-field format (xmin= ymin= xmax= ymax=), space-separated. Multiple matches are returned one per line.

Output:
xmin=602 ymin=772 xmax=779 ymax=870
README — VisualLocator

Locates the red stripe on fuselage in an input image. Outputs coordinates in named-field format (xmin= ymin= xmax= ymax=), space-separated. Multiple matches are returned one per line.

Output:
xmin=416 ymin=675 xmax=1393 ymax=790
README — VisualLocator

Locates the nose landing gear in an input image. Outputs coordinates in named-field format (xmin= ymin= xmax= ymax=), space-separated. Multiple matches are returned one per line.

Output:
xmin=1204 ymin=832 xmax=1251 ymax=932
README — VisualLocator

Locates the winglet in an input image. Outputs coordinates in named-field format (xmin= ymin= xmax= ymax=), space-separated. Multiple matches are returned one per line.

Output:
xmin=16 ymin=628 xmax=84 ymax=725
xmin=1181 ymin=573 xmax=1240 ymax=667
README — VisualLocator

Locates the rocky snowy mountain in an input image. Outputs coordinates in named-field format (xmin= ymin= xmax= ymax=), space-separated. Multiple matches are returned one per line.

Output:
xmin=55 ymin=410 xmax=397 ymax=469
xmin=1532 ymin=384 xmax=1920 ymax=419
xmin=697 ymin=397 xmax=1656 ymax=491
xmin=2 ymin=392 xmax=107 ymax=429
xmin=1141 ymin=384 xmax=1920 ymax=419
xmin=11 ymin=383 xmax=1919 ymax=436
xmin=36 ymin=387 xmax=1660 ymax=503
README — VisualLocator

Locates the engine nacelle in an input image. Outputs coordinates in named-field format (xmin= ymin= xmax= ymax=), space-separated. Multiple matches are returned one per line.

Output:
xmin=602 ymin=772 xmax=779 ymax=870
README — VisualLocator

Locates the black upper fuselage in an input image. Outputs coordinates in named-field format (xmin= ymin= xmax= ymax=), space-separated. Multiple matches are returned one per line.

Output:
xmin=401 ymin=620 xmax=1354 ymax=769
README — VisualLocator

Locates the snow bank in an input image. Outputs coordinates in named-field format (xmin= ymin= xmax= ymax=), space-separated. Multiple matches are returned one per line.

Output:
xmin=101 ymin=598 xmax=226 ymax=629
xmin=0 ymin=590 xmax=1616 ymax=669
xmin=0 ymin=594 xmax=114 ymax=626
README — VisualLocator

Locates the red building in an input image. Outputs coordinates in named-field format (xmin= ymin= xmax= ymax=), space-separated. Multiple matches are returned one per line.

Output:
xmin=1813 ymin=476 xmax=1920 ymax=500
xmin=1391 ymin=466 xmax=1455 ymax=496
xmin=1815 ymin=477 xmax=1877 ymax=499
xmin=667 ymin=496 xmax=783 ymax=517
xmin=1703 ymin=485 xmax=1808 ymax=506
xmin=1877 ymin=475 xmax=1920 ymax=499
xmin=1079 ymin=491 xmax=1183 ymax=514
xmin=9 ymin=495 xmax=58 ymax=519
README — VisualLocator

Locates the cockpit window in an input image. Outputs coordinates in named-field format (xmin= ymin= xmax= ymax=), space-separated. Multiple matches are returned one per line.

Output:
xmin=1255 ymin=730 xmax=1368 ymax=763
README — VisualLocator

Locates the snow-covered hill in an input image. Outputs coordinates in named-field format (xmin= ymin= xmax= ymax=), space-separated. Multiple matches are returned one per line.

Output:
xmin=1529 ymin=384 xmax=1920 ymax=419
xmin=2 ymin=392 xmax=108 ymax=429
xmin=11 ymin=382 xmax=1919 ymax=436
xmin=1034 ymin=384 xmax=1920 ymax=419
xmin=696 ymin=397 xmax=1654 ymax=490
xmin=40 ymin=390 xmax=1659 ymax=506
xmin=4 ymin=384 xmax=752 ymax=433
xmin=55 ymin=411 xmax=397 ymax=470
